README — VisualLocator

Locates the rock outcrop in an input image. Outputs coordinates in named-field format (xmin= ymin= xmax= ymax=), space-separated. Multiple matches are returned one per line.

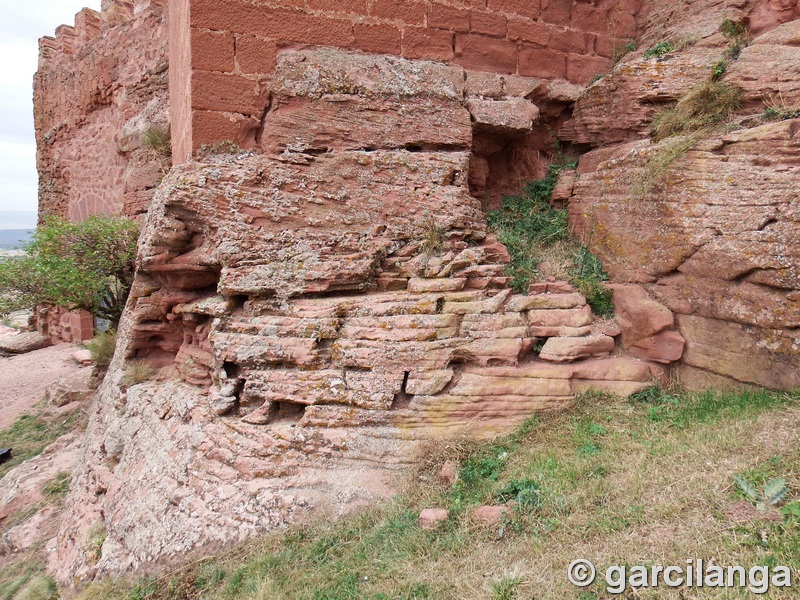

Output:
xmin=564 ymin=8 xmax=800 ymax=390
xmin=49 ymin=50 xmax=672 ymax=584
xmin=32 ymin=0 xmax=800 ymax=588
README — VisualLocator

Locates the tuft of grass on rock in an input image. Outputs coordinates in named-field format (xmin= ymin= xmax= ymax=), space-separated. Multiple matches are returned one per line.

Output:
xmin=120 ymin=361 xmax=156 ymax=388
xmin=651 ymin=81 xmax=743 ymax=142
xmin=85 ymin=329 xmax=117 ymax=368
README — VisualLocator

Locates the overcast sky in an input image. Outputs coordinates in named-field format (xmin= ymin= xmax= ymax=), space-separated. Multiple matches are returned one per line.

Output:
xmin=0 ymin=1 xmax=102 ymax=229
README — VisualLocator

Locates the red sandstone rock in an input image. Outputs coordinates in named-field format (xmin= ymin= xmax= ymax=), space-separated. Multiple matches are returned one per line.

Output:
xmin=439 ymin=460 xmax=459 ymax=486
xmin=539 ymin=335 xmax=616 ymax=363
xmin=472 ymin=505 xmax=507 ymax=524
xmin=419 ymin=508 xmax=449 ymax=529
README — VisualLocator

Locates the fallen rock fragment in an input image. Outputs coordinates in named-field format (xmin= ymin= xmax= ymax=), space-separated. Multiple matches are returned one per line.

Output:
xmin=419 ymin=508 xmax=449 ymax=529
xmin=0 ymin=332 xmax=51 ymax=355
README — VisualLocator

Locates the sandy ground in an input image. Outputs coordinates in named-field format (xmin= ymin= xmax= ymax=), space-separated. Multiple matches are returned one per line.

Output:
xmin=0 ymin=343 xmax=84 ymax=430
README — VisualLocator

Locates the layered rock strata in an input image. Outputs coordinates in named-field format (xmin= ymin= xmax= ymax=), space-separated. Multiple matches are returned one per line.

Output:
xmin=563 ymin=4 xmax=800 ymax=390
xmin=50 ymin=50 xmax=675 ymax=584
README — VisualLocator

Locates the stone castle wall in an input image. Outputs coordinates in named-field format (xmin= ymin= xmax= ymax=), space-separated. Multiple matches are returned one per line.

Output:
xmin=171 ymin=0 xmax=642 ymax=161
xmin=34 ymin=0 xmax=170 ymax=221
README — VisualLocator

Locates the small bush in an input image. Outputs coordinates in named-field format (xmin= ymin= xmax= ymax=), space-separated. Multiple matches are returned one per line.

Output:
xmin=762 ymin=92 xmax=800 ymax=121
xmin=0 ymin=216 xmax=139 ymax=325
xmin=711 ymin=59 xmax=727 ymax=81
xmin=643 ymin=41 xmax=673 ymax=59
xmin=651 ymin=81 xmax=743 ymax=141
xmin=720 ymin=18 xmax=748 ymax=59
xmin=86 ymin=330 xmax=117 ymax=368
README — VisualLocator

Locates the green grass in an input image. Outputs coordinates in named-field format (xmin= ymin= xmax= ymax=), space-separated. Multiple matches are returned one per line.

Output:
xmin=0 ymin=563 xmax=57 ymax=600
xmin=486 ymin=163 xmax=613 ymax=315
xmin=77 ymin=386 xmax=800 ymax=600
xmin=0 ymin=410 xmax=85 ymax=479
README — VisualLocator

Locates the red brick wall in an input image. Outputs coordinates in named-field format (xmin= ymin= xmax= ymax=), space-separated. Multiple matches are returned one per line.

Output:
xmin=174 ymin=0 xmax=642 ymax=161
xmin=35 ymin=0 xmax=170 ymax=220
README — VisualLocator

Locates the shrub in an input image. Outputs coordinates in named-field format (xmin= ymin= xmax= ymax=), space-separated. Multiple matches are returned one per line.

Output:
xmin=720 ymin=18 xmax=748 ymax=59
xmin=0 ymin=215 xmax=139 ymax=325
xmin=612 ymin=38 xmax=637 ymax=63
xmin=643 ymin=41 xmax=673 ymax=59
xmin=651 ymin=81 xmax=743 ymax=141
xmin=711 ymin=59 xmax=727 ymax=81
xmin=762 ymin=92 xmax=800 ymax=121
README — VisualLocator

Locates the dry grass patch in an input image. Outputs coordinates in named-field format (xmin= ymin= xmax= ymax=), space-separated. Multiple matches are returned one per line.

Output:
xmin=651 ymin=82 xmax=743 ymax=142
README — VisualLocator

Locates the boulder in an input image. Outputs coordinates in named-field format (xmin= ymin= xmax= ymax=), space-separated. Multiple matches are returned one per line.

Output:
xmin=0 ymin=332 xmax=51 ymax=355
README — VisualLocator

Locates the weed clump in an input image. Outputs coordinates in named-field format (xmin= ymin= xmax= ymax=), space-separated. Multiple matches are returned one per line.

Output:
xmin=120 ymin=361 xmax=155 ymax=388
xmin=487 ymin=163 xmax=613 ymax=315
xmin=143 ymin=127 xmax=171 ymax=158
xmin=643 ymin=41 xmax=673 ymax=59
xmin=651 ymin=81 xmax=743 ymax=142
xmin=720 ymin=18 xmax=749 ymax=59
xmin=85 ymin=330 xmax=117 ymax=368
xmin=417 ymin=216 xmax=445 ymax=256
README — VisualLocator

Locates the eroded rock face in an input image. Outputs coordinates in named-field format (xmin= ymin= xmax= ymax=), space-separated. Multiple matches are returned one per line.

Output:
xmin=50 ymin=49 xmax=673 ymax=584
xmin=565 ymin=9 xmax=800 ymax=389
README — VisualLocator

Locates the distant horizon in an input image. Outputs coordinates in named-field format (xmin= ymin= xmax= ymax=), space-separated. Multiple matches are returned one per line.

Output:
xmin=0 ymin=210 xmax=37 ymax=230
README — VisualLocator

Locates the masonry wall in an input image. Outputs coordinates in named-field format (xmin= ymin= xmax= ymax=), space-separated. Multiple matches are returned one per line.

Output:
xmin=173 ymin=0 xmax=642 ymax=161
xmin=34 ymin=0 xmax=170 ymax=221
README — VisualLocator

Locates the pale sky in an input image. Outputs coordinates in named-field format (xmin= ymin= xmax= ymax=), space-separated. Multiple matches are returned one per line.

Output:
xmin=0 ymin=0 xmax=102 ymax=228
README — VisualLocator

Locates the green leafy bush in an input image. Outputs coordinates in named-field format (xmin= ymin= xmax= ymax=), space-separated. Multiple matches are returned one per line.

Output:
xmin=0 ymin=215 xmax=139 ymax=325
xmin=720 ymin=18 xmax=748 ymax=59
xmin=643 ymin=41 xmax=673 ymax=59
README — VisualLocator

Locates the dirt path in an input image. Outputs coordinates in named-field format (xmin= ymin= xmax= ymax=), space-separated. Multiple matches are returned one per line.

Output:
xmin=0 ymin=343 xmax=85 ymax=430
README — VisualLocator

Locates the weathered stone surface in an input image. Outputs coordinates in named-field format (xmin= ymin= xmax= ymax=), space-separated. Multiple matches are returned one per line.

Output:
xmin=539 ymin=336 xmax=616 ymax=363
xmin=0 ymin=332 xmax=51 ymax=355
xmin=565 ymin=14 xmax=800 ymax=388
xmin=45 ymin=371 xmax=94 ymax=407
xmin=466 ymin=98 xmax=540 ymax=134
xmin=506 ymin=293 xmax=586 ymax=311
xmin=46 ymin=44 xmax=691 ymax=584
xmin=471 ymin=505 xmax=507 ymax=524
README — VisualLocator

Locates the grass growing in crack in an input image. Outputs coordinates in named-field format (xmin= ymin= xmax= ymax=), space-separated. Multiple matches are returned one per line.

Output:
xmin=486 ymin=163 xmax=613 ymax=315
xmin=0 ymin=410 xmax=85 ymax=479
xmin=85 ymin=329 xmax=117 ymax=368
xmin=120 ymin=361 xmax=156 ymax=388
xmin=76 ymin=387 xmax=800 ymax=599
xmin=651 ymin=81 xmax=743 ymax=142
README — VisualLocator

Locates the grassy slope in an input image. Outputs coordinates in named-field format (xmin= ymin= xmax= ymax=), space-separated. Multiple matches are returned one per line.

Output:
xmin=76 ymin=387 xmax=800 ymax=600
